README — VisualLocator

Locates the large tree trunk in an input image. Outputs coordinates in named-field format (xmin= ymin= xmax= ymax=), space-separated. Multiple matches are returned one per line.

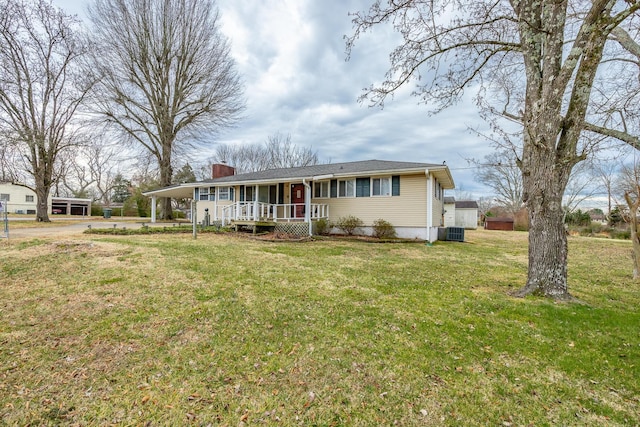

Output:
xmin=33 ymin=143 xmax=53 ymax=223
xmin=159 ymin=155 xmax=173 ymax=220
xmin=624 ymin=191 xmax=640 ymax=280
xmin=514 ymin=119 xmax=574 ymax=300
xmin=35 ymin=183 xmax=50 ymax=222
xmin=515 ymin=195 xmax=569 ymax=298
xmin=629 ymin=218 xmax=640 ymax=280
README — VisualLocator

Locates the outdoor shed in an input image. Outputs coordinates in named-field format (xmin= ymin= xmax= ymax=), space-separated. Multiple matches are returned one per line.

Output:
xmin=443 ymin=197 xmax=478 ymax=229
xmin=484 ymin=217 xmax=514 ymax=231
xmin=454 ymin=200 xmax=479 ymax=229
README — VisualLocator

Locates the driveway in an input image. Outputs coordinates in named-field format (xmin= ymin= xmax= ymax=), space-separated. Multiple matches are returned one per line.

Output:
xmin=3 ymin=220 xmax=185 ymax=239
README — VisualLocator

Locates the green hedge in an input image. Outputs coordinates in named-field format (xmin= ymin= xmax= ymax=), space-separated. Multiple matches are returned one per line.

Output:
xmin=84 ymin=225 xmax=230 ymax=235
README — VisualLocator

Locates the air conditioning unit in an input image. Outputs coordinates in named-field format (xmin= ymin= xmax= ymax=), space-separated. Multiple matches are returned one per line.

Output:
xmin=446 ymin=227 xmax=465 ymax=242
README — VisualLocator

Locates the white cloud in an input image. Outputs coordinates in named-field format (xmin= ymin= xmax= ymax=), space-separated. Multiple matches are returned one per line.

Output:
xmin=52 ymin=0 xmax=497 ymax=197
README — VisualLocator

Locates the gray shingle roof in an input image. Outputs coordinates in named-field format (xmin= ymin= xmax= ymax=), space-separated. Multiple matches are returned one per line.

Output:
xmin=455 ymin=200 xmax=479 ymax=209
xmin=202 ymin=159 xmax=444 ymax=184
xmin=143 ymin=159 xmax=455 ymax=198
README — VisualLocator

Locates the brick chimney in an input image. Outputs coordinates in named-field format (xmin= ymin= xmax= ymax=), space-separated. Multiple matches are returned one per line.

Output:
xmin=211 ymin=163 xmax=236 ymax=179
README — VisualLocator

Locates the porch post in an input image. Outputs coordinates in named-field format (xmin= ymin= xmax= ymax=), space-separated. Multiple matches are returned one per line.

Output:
xmin=191 ymin=200 xmax=197 ymax=239
xmin=303 ymin=179 xmax=312 ymax=236
xmin=151 ymin=196 xmax=157 ymax=223
xmin=254 ymin=185 xmax=258 ymax=220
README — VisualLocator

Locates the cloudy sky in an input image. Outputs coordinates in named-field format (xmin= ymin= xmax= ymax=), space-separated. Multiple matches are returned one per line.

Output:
xmin=53 ymin=0 xmax=494 ymax=197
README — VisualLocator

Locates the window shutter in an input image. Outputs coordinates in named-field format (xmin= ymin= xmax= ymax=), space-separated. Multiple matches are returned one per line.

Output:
xmin=230 ymin=187 xmax=235 ymax=201
xmin=239 ymin=185 xmax=245 ymax=202
xmin=356 ymin=177 xmax=370 ymax=197
xmin=392 ymin=176 xmax=400 ymax=196
xmin=278 ymin=183 xmax=285 ymax=204
xmin=330 ymin=179 xmax=337 ymax=198
xmin=194 ymin=188 xmax=199 ymax=199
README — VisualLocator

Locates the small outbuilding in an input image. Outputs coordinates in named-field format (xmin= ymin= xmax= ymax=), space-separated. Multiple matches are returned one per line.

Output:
xmin=443 ymin=197 xmax=479 ymax=229
xmin=484 ymin=217 xmax=515 ymax=231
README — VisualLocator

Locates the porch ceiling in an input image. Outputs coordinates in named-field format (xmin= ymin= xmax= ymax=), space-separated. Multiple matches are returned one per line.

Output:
xmin=143 ymin=184 xmax=194 ymax=199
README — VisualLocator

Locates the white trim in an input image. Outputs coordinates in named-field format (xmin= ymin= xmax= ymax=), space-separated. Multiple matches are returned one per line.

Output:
xmin=371 ymin=176 xmax=392 ymax=197
xmin=426 ymin=169 xmax=433 ymax=243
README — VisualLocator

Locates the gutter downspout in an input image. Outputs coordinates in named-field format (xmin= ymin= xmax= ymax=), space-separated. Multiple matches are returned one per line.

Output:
xmin=425 ymin=169 xmax=433 ymax=243
xmin=302 ymin=179 xmax=312 ymax=236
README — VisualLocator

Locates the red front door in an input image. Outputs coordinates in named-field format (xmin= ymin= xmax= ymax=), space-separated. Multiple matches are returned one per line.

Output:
xmin=291 ymin=183 xmax=305 ymax=218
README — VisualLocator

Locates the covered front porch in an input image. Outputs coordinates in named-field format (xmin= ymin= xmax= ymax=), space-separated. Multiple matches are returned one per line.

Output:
xmin=220 ymin=201 xmax=328 ymax=226
xmin=144 ymin=180 xmax=328 ymax=236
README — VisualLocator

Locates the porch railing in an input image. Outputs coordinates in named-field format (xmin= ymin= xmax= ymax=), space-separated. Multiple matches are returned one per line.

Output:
xmin=221 ymin=202 xmax=328 ymax=226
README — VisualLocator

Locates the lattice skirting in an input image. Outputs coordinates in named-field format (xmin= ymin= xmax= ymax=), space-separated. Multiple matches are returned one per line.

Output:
xmin=274 ymin=222 xmax=310 ymax=236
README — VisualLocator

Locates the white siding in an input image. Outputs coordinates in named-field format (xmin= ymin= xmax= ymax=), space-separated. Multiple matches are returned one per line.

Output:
xmin=443 ymin=203 xmax=456 ymax=227
xmin=0 ymin=183 xmax=42 ymax=214
xmin=455 ymin=208 xmax=478 ymax=229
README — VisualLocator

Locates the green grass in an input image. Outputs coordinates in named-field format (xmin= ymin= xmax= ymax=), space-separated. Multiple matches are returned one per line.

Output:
xmin=0 ymin=231 xmax=638 ymax=426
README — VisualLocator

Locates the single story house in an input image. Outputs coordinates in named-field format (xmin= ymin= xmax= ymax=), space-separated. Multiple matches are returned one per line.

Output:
xmin=0 ymin=182 xmax=91 ymax=215
xmin=443 ymin=197 xmax=479 ymax=229
xmin=144 ymin=159 xmax=455 ymax=241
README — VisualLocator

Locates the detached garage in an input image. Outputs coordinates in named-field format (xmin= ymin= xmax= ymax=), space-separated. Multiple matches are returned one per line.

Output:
xmin=51 ymin=197 xmax=92 ymax=216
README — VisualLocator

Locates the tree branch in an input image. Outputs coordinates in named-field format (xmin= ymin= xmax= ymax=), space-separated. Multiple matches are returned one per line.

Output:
xmin=583 ymin=121 xmax=640 ymax=149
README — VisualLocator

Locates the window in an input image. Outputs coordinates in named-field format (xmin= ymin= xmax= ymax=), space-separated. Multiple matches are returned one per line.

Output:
xmin=314 ymin=181 xmax=329 ymax=198
xmin=338 ymin=179 xmax=355 ymax=197
xmin=356 ymin=178 xmax=370 ymax=197
xmin=199 ymin=187 xmax=210 ymax=201
xmin=392 ymin=175 xmax=400 ymax=196
xmin=245 ymin=186 xmax=254 ymax=202
xmin=0 ymin=193 xmax=9 ymax=201
xmin=372 ymin=177 xmax=391 ymax=196
xmin=218 ymin=186 xmax=231 ymax=201
xmin=25 ymin=195 xmax=34 ymax=202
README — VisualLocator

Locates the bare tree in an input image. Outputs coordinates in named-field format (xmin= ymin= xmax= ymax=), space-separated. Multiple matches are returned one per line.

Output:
xmin=0 ymin=0 xmax=90 ymax=221
xmin=347 ymin=0 xmax=640 ymax=300
xmin=205 ymin=133 xmax=321 ymax=175
xmin=0 ymin=139 xmax=26 ymax=183
xmin=86 ymin=0 xmax=245 ymax=219
xmin=562 ymin=162 xmax=600 ymax=214
xmin=616 ymin=161 xmax=640 ymax=279
xmin=591 ymin=153 xmax=627 ymax=217
xmin=59 ymin=150 xmax=95 ymax=199
xmin=473 ymin=150 xmax=523 ymax=215
xmin=208 ymin=142 xmax=268 ymax=175
xmin=264 ymin=133 xmax=319 ymax=170
xmin=476 ymin=196 xmax=494 ymax=225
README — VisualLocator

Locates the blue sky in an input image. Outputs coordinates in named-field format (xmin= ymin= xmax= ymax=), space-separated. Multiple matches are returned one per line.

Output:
xmin=53 ymin=0 xmax=495 ymax=198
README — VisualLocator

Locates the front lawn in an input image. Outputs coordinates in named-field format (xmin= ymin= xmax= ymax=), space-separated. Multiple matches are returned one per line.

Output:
xmin=0 ymin=230 xmax=638 ymax=425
